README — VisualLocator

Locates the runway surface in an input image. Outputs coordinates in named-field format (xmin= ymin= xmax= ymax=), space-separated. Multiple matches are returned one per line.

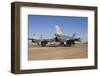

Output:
xmin=28 ymin=43 xmax=88 ymax=60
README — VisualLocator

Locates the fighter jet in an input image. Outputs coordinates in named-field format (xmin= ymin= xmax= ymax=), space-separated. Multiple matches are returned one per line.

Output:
xmin=29 ymin=25 xmax=80 ymax=47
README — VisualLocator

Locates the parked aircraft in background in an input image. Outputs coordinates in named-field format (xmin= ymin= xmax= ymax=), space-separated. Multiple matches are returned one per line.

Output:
xmin=29 ymin=25 xmax=81 ymax=47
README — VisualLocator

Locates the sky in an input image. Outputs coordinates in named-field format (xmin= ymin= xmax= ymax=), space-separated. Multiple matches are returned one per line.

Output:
xmin=28 ymin=15 xmax=88 ymax=42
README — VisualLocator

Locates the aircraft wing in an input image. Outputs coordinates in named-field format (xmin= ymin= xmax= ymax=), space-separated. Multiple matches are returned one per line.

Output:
xmin=66 ymin=38 xmax=81 ymax=42
xmin=29 ymin=38 xmax=55 ymax=43
xmin=28 ymin=38 xmax=41 ymax=43
xmin=42 ymin=38 xmax=55 ymax=42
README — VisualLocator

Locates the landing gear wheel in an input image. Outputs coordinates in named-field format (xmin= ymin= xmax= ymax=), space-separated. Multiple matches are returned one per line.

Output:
xmin=41 ymin=41 xmax=47 ymax=47
xmin=41 ymin=42 xmax=46 ymax=47
xmin=66 ymin=40 xmax=72 ymax=47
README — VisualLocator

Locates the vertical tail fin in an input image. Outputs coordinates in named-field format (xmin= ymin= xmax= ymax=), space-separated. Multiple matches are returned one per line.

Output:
xmin=55 ymin=25 xmax=64 ymax=35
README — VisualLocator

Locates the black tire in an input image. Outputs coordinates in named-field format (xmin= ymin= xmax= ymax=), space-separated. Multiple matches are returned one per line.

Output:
xmin=64 ymin=44 xmax=67 ymax=47
xmin=66 ymin=40 xmax=72 ymax=47
xmin=41 ymin=41 xmax=47 ymax=47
